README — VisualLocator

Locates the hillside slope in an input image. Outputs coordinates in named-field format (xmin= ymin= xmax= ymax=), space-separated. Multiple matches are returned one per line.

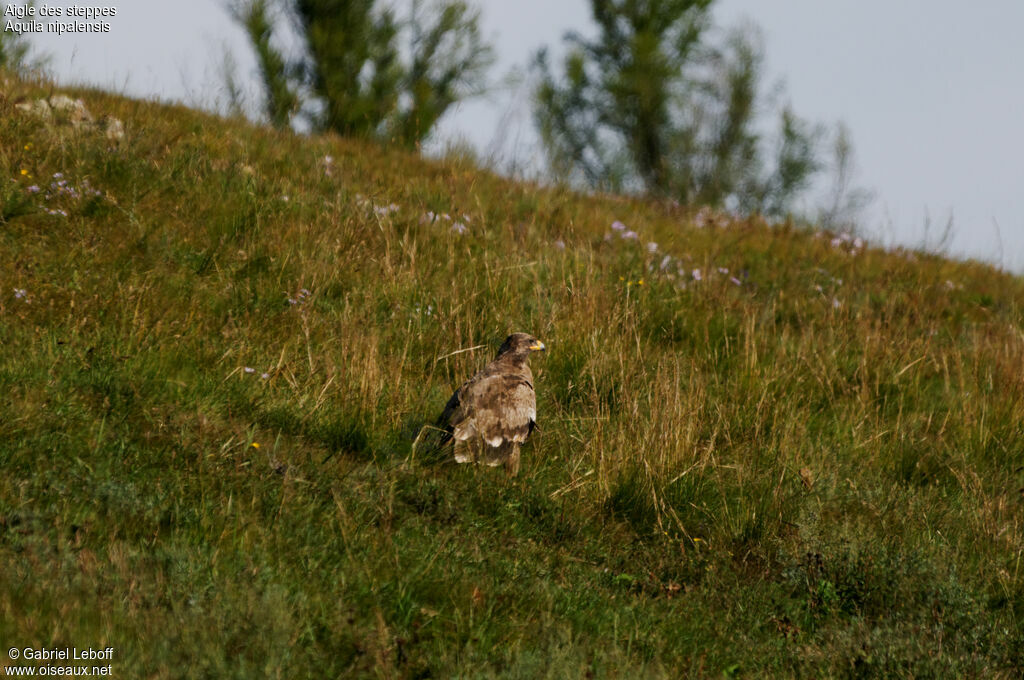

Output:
xmin=2 ymin=78 xmax=1023 ymax=677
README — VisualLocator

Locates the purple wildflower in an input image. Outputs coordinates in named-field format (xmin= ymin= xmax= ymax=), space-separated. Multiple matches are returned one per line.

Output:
xmin=611 ymin=220 xmax=627 ymax=232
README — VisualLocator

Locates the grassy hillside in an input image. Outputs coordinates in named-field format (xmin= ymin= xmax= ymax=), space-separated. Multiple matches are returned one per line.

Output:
xmin=2 ymin=76 xmax=1024 ymax=678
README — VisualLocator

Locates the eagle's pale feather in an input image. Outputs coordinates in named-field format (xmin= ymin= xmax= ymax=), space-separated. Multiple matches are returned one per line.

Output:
xmin=436 ymin=333 xmax=544 ymax=475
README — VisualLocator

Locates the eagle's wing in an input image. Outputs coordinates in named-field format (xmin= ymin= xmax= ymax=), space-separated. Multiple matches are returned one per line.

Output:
xmin=452 ymin=372 xmax=535 ymax=447
xmin=435 ymin=387 xmax=463 ymax=447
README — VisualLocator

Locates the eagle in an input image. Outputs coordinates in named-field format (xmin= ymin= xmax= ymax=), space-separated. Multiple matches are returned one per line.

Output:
xmin=435 ymin=332 xmax=546 ymax=476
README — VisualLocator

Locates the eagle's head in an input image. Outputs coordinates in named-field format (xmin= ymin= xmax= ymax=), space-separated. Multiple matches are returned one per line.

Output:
xmin=497 ymin=332 xmax=546 ymax=360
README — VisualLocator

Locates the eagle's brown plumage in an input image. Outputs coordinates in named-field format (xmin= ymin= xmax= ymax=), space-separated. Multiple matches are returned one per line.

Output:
xmin=437 ymin=333 xmax=546 ymax=476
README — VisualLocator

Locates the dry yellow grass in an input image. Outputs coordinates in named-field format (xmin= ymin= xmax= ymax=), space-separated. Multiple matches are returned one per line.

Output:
xmin=2 ymin=74 xmax=1023 ymax=676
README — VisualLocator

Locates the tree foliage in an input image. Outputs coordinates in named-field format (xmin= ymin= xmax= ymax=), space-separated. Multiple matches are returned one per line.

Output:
xmin=232 ymin=0 xmax=298 ymax=128
xmin=233 ymin=0 xmax=493 ymax=149
xmin=534 ymin=0 xmax=826 ymax=217
xmin=818 ymin=122 xmax=874 ymax=232
xmin=0 ymin=1 xmax=41 ymax=74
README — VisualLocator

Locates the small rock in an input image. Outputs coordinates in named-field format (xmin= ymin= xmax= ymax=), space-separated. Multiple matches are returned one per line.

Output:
xmin=15 ymin=98 xmax=52 ymax=119
xmin=15 ymin=93 xmax=124 ymax=142
xmin=103 ymin=117 xmax=125 ymax=141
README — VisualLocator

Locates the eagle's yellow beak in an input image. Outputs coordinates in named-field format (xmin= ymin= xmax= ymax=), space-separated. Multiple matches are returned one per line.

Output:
xmin=529 ymin=340 xmax=546 ymax=352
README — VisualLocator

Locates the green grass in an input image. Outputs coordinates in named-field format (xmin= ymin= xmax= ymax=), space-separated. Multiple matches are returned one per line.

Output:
xmin=2 ymin=74 xmax=1024 ymax=678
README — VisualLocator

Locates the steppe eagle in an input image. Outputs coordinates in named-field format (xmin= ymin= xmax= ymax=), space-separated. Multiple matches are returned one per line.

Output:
xmin=436 ymin=333 xmax=546 ymax=476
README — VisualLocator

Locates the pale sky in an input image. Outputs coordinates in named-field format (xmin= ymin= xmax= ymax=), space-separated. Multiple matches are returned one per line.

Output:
xmin=12 ymin=1 xmax=1024 ymax=270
